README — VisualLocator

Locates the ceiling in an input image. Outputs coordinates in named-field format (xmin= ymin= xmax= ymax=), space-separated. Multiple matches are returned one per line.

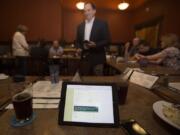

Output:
xmin=61 ymin=0 xmax=150 ymax=11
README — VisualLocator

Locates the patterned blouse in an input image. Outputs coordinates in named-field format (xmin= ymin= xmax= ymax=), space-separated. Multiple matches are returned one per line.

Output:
xmin=161 ymin=47 xmax=180 ymax=70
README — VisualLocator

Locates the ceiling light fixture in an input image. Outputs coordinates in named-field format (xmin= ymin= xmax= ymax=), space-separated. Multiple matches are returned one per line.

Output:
xmin=76 ymin=1 xmax=85 ymax=10
xmin=118 ymin=1 xmax=129 ymax=10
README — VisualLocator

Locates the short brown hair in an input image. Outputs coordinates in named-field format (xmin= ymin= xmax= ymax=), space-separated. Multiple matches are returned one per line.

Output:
xmin=16 ymin=25 xmax=28 ymax=33
xmin=84 ymin=2 xmax=96 ymax=10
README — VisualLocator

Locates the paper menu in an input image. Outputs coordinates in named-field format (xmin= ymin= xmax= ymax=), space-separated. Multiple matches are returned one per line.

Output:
xmin=168 ymin=82 xmax=180 ymax=91
xmin=33 ymin=99 xmax=60 ymax=104
xmin=130 ymin=71 xmax=159 ymax=89
xmin=32 ymin=81 xmax=62 ymax=98
xmin=122 ymin=68 xmax=144 ymax=81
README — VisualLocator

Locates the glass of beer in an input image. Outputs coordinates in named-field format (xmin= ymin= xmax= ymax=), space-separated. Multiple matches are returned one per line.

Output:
xmin=12 ymin=91 xmax=33 ymax=122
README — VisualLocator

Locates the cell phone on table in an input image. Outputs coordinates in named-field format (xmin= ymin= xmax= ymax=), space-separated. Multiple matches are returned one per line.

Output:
xmin=120 ymin=119 xmax=150 ymax=135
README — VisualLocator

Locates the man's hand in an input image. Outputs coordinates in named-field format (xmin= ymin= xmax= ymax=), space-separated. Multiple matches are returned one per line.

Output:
xmin=87 ymin=41 xmax=96 ymax=48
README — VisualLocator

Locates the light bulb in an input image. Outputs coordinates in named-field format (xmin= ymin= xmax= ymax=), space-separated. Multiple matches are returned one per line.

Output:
xmin=118 ymin=2 xmax=129 ymax=10
xmin=76 ymin=2 xmax=85 ymax=10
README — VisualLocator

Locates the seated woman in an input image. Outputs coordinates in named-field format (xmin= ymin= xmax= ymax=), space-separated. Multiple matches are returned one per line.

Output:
xmin=135 ymin=34 xmax=180 ymax=70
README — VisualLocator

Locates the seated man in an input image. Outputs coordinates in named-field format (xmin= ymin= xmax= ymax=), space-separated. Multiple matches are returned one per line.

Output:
xmin=124 ymin=37 xmax=141 ymax=60
xmin=49 ymin=40 xmax=63 ymax=83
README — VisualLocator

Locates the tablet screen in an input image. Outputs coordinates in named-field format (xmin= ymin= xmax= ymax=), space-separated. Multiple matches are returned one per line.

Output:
xmin=63 ymin=84 xmax=114 ymax=124
xmin=58 ymin=82 xmax=119 ymax=127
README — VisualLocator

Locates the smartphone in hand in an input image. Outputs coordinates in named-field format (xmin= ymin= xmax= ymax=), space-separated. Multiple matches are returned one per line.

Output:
xmin=83 ymin=40 xmax=90 ymax=49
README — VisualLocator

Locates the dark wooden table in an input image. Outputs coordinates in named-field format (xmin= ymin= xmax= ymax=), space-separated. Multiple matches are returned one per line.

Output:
xmin=0 ymin=76 xmax=179 ymax=135
xmin=107 ymin=59 xmax=180 ymax=103
xmin=107 ymin=59 xmax=180 ymax=76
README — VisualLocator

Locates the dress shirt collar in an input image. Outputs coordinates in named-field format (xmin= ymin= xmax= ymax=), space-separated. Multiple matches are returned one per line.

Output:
xmin=85 ymin=17 xmax=95 ymax=24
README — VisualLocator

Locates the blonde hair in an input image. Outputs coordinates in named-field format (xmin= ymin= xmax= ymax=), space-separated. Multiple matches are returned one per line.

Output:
xmin=161 ymin=33 xmax=180 ymax=48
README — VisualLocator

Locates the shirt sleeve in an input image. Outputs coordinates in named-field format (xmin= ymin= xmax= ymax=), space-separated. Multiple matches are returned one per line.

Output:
xmin=160 ymin=47 xmax=173 ymax=58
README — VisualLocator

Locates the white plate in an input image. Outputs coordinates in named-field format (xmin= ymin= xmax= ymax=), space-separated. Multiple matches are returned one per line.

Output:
xmin=153 ymin=100 xmax=180 ymax=130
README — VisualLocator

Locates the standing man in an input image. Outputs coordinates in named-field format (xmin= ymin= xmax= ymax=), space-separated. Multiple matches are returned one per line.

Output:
xmin=12 ymin=25 xmax=29 ymax=78
xmin=76 ymin=2 xmax=110 ymax=75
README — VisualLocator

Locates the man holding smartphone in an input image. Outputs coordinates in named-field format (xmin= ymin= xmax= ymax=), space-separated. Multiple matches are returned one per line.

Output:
xmin=76 ymin=2 xmax=110 ymax=75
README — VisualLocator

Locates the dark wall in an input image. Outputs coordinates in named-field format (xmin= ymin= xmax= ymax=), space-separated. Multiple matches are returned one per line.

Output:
xmin=0 ymin=0 xmax=179 ymax=43
xmin=131 ymin=0 xmax=180 ymax=38
xmin=0 ymin=0 xmax=62 ymax=41
xmin=63 ymin=9 xmax=134 ymax=43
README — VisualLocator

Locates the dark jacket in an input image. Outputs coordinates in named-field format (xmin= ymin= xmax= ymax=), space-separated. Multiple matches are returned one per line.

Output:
xmin=76 ymin=18 xmax=110 ymax=65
